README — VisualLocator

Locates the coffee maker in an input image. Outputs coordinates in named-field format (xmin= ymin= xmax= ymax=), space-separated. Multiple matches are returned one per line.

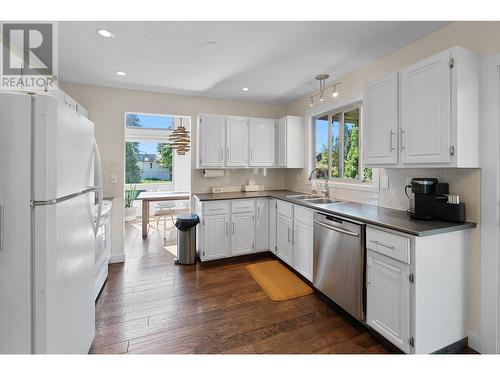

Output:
xmin=406 ymin=178 xmax=466 ymax=223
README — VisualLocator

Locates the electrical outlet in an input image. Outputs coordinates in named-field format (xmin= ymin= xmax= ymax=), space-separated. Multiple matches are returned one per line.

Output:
xmin=381 ymin=175 xmax=389 ymax=189
xmin=110 ymin=174 xmax=118 ymax=184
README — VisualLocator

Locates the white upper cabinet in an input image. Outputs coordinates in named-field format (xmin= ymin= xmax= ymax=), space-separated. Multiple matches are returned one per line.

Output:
xmin=363 ymin=47 xmax=479 ymax=168
xmin=363 ymin=73 xmax=399 ymax=165
xmin=277 ymin=117 xmax=287 ymax=167
xmin=198 ymin=114 xmax=225 ymax=168
xmin=400 ymin=50 xmax=451 ymax=164
xmin=249 ymin=118 xmax=275 ymax=167
xmin=277 ymin=116 xmax=304 ymax=168
xmin=226 ymin=116 xmax=249 ymax=167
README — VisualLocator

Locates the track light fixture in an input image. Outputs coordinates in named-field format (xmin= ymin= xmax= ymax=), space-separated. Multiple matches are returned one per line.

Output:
xmin=307 ymin=74 xmax=341 ymax=108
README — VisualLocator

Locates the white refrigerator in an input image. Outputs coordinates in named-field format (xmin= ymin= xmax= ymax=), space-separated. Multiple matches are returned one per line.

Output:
xmin=0 ymin=91 xmax=102 ymax=353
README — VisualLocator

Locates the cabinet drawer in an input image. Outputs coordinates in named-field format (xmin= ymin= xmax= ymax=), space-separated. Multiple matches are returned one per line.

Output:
xmin=203 ymin=201 xmax=229 ymax=216
xmin=293 ymin=204 xmax=313 ymax=226
xmin=231 ymin=199 xmax=255 ymax=213
xmin=366 ymin=227 xmax=410 ymax=264
xmin=277 ymin=200 xmax=293 ymax=218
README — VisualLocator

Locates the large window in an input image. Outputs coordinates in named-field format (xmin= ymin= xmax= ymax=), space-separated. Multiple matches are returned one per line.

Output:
xmin=125 ymin=113 xmax=175 ymax=189
xmin=313 ymin=105 xmax=372 ymax=183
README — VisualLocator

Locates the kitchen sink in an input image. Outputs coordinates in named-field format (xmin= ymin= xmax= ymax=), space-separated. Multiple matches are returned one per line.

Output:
xmin=304 ymin=197 xmax=341 ymax=204
xmin=286 ymin=194 xmax=321 ymax=200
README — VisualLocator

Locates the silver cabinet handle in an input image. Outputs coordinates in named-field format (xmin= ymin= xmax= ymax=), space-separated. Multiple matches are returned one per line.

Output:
xmin=227 ymin=147 xmax=230 ymax=160
xmin=209 ymin=207 xmax=223 ymax=211
xmin=250 ymin=148 xmax=253 ymax=161
xmin=400 ymin=129 xmax=406 ymax=151
xmin=0 ymin=204 xmax=4 ymax=253
xmin=287 ymin=227 xmax=290 ymax=243
xmin=220 ymin=147 xmax=224 ymax=161
xmin=232 ymin=221 xmax=235 ymax=235
xmin=369 ymin=239 xmax=395 ymax=250
xmin=225 ymin=221 xmax=228 ymax=236
xmin=390 ymin=130 xmax=395 ymax=151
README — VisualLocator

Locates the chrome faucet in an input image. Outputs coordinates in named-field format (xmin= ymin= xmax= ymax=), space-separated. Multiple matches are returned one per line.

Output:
xmin=308 ymin=167 xmax=330 ymax=198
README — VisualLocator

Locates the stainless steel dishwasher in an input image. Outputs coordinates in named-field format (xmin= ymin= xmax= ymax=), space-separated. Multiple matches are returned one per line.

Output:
xmin=313 ymin=211 xmax=366 ymax=321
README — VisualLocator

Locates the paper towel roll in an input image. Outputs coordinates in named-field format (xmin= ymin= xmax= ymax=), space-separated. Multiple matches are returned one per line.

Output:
xmin=203 ymin=169 xmax=225 ymax=178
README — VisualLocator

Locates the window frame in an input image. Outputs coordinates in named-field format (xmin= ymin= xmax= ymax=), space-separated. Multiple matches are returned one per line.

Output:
xmin=307 ymin=94 xmax=379 ymax=192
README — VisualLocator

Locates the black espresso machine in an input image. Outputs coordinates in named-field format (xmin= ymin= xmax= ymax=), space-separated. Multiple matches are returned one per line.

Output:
xmin=406 ymin=178 xmax=466 ymax=223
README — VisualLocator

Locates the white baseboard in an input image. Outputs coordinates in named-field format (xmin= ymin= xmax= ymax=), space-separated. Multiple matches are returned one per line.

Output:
xmin=109 ymin=253 xmax=126 ymax=264
xmin=468 ymin=331 xmax=481 ymax=353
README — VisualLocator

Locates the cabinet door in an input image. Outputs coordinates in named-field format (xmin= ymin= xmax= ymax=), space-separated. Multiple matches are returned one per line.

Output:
xmin=269 ymin=199 xmax=277 ymax=254
xmin=363 ymin=73 xmax=398 ymax=165
xmin=276 ymin=214 xmax=293 ymax=265
xmin=277 ymin=117 xmax=287 ymax=167
xmin=199 ymin=115 xmax=225 ymax=168
xmin=400 ymin=51 xmax=451 ymax=164
xmin=366 ymin=250 xmax=411 ymax=353
xmin=231 ymin=212 xmax=254 ymax=256
xmin=226 ymin=116 xmax=249 ymax=167
xmin=293 ymin=222 xmax=313 ymax=281
xmin=203 ymin=214 xmax=229 ymax=260
xmin=249 ymin=118 xmax=275 ymax=167
xmin=255 ymin=199 xmax=269 ymax=251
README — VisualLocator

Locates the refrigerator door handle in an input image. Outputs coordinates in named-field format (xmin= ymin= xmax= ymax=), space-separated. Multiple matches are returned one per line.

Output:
xmin=93 ymin=140 xmax=104 ymax=235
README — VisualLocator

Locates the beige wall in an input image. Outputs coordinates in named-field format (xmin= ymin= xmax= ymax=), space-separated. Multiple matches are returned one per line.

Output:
xmin=284 ymin=21 xmax=500 ymax=342
xmin=60 ymin=82 xmax=286 ymax=259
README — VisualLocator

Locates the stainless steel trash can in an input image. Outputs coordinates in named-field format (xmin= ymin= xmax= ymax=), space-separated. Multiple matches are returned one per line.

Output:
xmin=175 ymin=213 xmax=200 ymax=265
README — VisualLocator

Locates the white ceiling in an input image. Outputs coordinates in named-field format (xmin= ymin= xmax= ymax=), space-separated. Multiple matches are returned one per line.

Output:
xmin=59 ymin=21 xmax=450 ymax=104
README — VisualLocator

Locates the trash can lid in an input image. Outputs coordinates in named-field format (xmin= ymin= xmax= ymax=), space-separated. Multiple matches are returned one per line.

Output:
xmin=175 ymin=213 xmax=200 ymax=231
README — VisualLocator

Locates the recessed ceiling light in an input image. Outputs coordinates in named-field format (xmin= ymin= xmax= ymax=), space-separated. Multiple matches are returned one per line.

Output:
xmin=204 ymin=41 xmax=219 ymax=50
xmin=242 ymin=87 xmax=249 ymax=92
xmin=97 ymin=29 xmax=114 ymax=38
xmin=115 ymin=71 xmax=126 ymax=76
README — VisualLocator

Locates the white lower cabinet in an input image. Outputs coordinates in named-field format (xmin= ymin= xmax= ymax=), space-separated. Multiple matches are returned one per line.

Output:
xmin=276 ymin=214 xmax=293 ymax=265
xmin=268 ymin=199 xmax=277 ymax=254
xmin=230 ymin=212 xmax=254 ymax=256
xmin=292 ymin=221 xmax=313 ymax=281
xmin=366 ymin=225 xmax=469 ymax=354
xmin=255 ymin=199 xmax=269 ymax=252
xmin=202 ymin=213 xmax=229 ymax=261
xmin=366 ymin=249 xmax=411 ymax=353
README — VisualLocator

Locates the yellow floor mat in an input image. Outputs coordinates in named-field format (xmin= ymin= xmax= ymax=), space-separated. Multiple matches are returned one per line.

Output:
xmin=246 ymin=260 xmax=313 ymax=301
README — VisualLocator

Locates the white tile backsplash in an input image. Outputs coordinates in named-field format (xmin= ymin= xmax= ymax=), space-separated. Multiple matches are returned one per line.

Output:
xmin=286 ymin=167 xmax=481 ymax=221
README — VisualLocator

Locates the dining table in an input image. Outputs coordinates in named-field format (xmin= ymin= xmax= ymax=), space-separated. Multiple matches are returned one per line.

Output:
xmin=136 ymin=191 xmax=191 ymax=238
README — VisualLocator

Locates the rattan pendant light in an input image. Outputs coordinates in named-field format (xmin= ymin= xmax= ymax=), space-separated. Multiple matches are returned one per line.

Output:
xmin=169 ymin=118 xmax=190 ymax=155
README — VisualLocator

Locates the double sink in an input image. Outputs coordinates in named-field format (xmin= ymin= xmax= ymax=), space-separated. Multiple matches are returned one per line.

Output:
xmin=285 ymin=194 xmax=342 ymax=206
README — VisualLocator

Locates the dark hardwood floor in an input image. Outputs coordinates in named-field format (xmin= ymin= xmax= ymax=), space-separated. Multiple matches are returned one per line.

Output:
xmin=89 ymin=219 xmax=475 ymax=354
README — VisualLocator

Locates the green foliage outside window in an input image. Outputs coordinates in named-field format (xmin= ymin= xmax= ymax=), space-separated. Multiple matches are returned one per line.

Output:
xmin=125 ymin=142 xmax=142 ymax=183
xmin=157 ymin=143 xmax=172 ymax=170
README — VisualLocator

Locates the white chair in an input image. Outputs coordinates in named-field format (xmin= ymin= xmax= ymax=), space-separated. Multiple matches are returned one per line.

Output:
xmin=154 ymin=201 xmax=177 ymax=238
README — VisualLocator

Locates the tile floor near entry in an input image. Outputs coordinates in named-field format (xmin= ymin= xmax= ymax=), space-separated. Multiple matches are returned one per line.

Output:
xmin=90 ymin=219 xmax=471 ymax=354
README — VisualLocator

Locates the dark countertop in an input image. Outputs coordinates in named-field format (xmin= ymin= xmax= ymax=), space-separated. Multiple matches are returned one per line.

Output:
xmin=193 ymin=190 xmax=476 ymax=237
